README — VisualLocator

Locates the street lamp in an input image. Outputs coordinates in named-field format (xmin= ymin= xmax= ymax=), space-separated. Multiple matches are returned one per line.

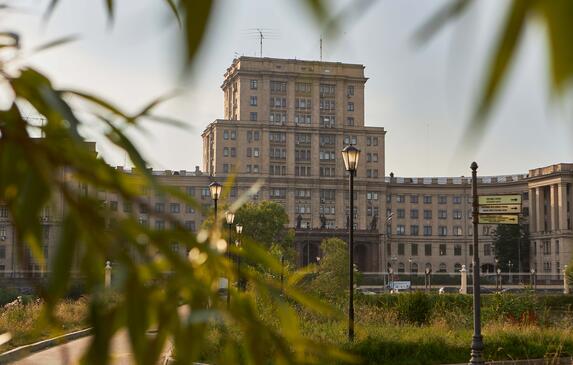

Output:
xmin=225 ymin=210 xmax=235 ymax=307
xmin=389 ymin=267 xmax=394 ymax=291
xmin=408 ymin=257 xmax=413 ymax=291
xmin=425 ymin=267 xmax=432 ymax=291
xmin=495 ymin=258 xmax=499 ymax=290
xmin=382 ymin=213 xmax=394 ymax=287
xmin=235 ymin=224 xmax=243 ymax=291
xmin=530 ymin=268 xmax=536 ymax=291
xmin=508 ymin=260 xmax=513 ymax=284
xmin=209 ymin=181 xmax=222 ymax=223
xmin=342 ymin=144 xmax=360 ymax=342
xmin=496 ymin=268 xmax=502 ymax=291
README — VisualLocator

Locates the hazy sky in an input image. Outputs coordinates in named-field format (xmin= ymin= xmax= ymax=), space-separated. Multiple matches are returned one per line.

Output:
xmin=5 ymin=0 xmax=572 ymax=177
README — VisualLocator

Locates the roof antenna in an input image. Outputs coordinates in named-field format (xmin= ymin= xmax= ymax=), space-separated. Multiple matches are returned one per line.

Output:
xmin=258 ymin=29 xmax=264 ymax=57
xmin=243 ymin=29 xmax=279 ymax=58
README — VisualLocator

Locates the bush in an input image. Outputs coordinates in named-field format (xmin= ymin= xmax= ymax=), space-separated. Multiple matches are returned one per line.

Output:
xmin=0 ymin=287 xmax=20 ymax=306
xmin=395 ymin=292 xmax=432 ymax=326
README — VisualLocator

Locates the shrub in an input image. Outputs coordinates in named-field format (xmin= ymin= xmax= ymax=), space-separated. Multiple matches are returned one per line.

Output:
xmin=395 ymin=292 xmax=432 ymax=326
xmin=0 ymin=288 xmax=19 ymax=307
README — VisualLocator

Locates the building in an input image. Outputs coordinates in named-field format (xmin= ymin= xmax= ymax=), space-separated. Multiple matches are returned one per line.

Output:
xmin=0 ymin=57 xmax=571 ymax=279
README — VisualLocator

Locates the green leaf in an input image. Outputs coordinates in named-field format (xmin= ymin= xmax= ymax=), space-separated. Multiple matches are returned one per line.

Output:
xmin=413 ymin=0 xmax=472 ymax=44
xmin=182 ymin=0 xmax=214 ymax=67
xmin=28 ymin=35 xmax=79 ymax=55
xmin=164 ymin=0 xmax=182 ymax=26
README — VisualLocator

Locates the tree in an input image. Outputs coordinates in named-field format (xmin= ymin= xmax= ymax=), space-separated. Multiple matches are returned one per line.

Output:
xmin=234 ymin=201 xmax=293 ymax=250
xmin=493 ymin=224 xmax=529 ymax=273
xmin=308 ymin=238 xmax=349 ymax=300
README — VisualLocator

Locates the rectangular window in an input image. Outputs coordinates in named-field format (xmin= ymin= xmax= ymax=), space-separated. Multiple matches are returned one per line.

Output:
xmin=186 ymin=205 xmax=195 ymax=214
xmin=155 ymin=203 xmax=165 ymax=213
xmin=155 ymin=220 xmax=165 ymax=231
xmin=439 ymin=244 xmax=447 ymax=256
xmin=438 ymin=226 xmax=447 ymax=236
xmin=0 ymin=206 xmax=8 ymax=218
xmin=186 ymin=187 xmax=196 ymax=196
xmin=454 ymin=244 xmax=462 ymax=256
xmin=397 ymin=225 xmax=405 ymax=235
xmin=397 ymin=209 xmax=405 ymax=219
xmin=423 ymin=210 xmax=432 ymax=219
xmin=411 ymin=195 xmax=418 ymax=204
xmin=169 ymin=203 xmax=180 ymax=214
xmin=453 ymin=195 xmax=462 ymax=204
xmin=484 ymin=244 xmax=492 ymax=256
xmin=347 ymin=85 xmax=355 ymax=96
xmin=438 ymin=195 xmax=447 ymax=204
xmin=396 ymin=195 xmax=405 ymax=203
xmin=411 ymin=244 xmax=418 ymax=256
xmin=423 ymin=195 xmax=432 ymax=204
xmin=250 ymin=96 xmax=257 ymax=106
xmin=347 ymin=102 xmax=354 ymax=111
xmin=346 ymin=117 xmax=355 ymax=126
xmin=423 ymin=225 xmax=432 ymax=236
xmin=295 ymin=82 xmax=311 ymax=93
xmin=425 ymin=244 xmax=432 ymax=256
xmin=270 ymin=80 xmax=287 ymax=93
xmin=110 ymin=201 xmax=118 ymax=212
xmin=453 ymin=210 xmax=462 ymax=219
xmin=438 ymin=210 xmax=447 ymax=219
xmin=123 ymin=202 xmax=132 ymax=213
xmin=184 ymin=220 xmax=196 ymax=231
xmin=250 ymin=112 xmax=257 ymax=121
xmin=453 ymin=226 xmax=462 ymax=236
xmin=410 ymin=225 xmax=419 ymax=236
xmin=250 ymin=79 xmax=258 ymax=89
xmin=398 ymin=243 xmax=405 ymax=255
xmin=410 ymin=209 xmax=419 ymax=219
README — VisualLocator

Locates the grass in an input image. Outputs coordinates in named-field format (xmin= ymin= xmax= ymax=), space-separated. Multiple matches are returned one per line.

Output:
xmin=0 ymin=297 xmax=89 ymax=353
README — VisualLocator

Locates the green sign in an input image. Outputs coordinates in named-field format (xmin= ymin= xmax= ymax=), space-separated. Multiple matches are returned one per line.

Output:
xmin=478 ymin=215 xmax=519 ymax=225
xmin=479 ymin=195 xmax=522 ymax=205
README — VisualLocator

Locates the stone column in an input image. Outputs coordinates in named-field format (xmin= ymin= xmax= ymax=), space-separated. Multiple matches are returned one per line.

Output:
xmin=460 ymin=265 xmax=468 ymax=294
xmin=558 ymin=183 xmax=568 ymax=231
xmin=550 ymin=184 xmax=558 ymax=232
xmin=529 ymin=188 xmax=537 ymax=233
xmin=105 ymin=261 xmax=112 ymax=289
xmin=535 ymin=187 xmax=544 ymax=233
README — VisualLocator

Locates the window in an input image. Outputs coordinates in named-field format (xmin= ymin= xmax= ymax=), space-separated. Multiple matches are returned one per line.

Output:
xmin=320 ymin=115 xmax=336 ymax=128
xmin=423 ymin=195 xmax=432 ymax=204
xmin=366 ymin=192 xmax=379 ymax=200
xmin=230 ymin=147 xmax=236 ymax=157
xmin=250 ymin=96 xmax=257 ymax=106
xmin=556 ymin=240 xmax=560 ymax=254
xmin=269 ymin=188 xmax=287 ymax=199
xmin=347 ymin=85 xmax=355 ymax=96
xmin=397 ymin=209 xmax=405 ymax=219
xmin=423 ymin=225 xmax=432 ymax=236
xmin=347 ymin=102 xmax=354 ymax=111
xmin=484 ymin=244 xmax=492 ymax=256
xmin=453 ymin=210 xmax=462 ymax=219
xmin=230 ymin=130 xmax=236 ymax=140
xmin=155 ymin=203 xmax=165 ymax=213
xmin=319 ymin=83 xmax=335 ymax=96
xmin=155 ymin=220 xmax=165 ymax=231
xmin=438 ymin=263 xmax=447 ymax=273
xmin=186 ymin=205 xmax=195 ymax=214
xmin=438 ymin=210 xmax=447 ymax=219
xmin=269 ymin=132 xmax=286 ymax=143
xmin=295 ymin=98 xmax=311 ymax=109
xmin=123 ymin=202 xmax=132 ymax=213
xmin=423 ymin=210 xmax=432 ymax=219
xmin=254 ymin=131 xmax=260 ymax=140
xmin=454 ymin=244 xmax=462 ymax=256
xmin=397 ymin=225 xmax=405 ymax=235
xmin=270 ymin=80 xmax=287 ymax=93
xmin=411 ymin=244 xmax=418 ymax=256
xmin=542 ymin=240 xmax=551 ymax=255
xmin=319 ymin=134 xmax=336 ymax=146
xmin=0 ymin=206 xmax=8 ymax=218
xmin=438 ymin=226 xmax=448 ymax=236
xmin=295 ymin=166 xmax=311 ymax=176
xmin=295 ymin=133 xmax=311 ymax=145
xmin=185 ymin=220 xmax=196 ymax=231
xmin=319 ymin=99 xmax=336 ymax=111
xmin=295 ymin=114 xmax=311 ymax=125
xmin=453 ymin=195 xmax=462 ymax=204
xmin=250 ymin=112 xmax=257 ymax=121
xmin=186 ymin=187 xmax=196 ymax=196
xmin=346 ymin=117 xmax=355 ymax=126
xmin=253 ymin=148 xmax=259 ymax=157
xmin=438 ymin=195 xmax=447 ymax=204
xmin=398 ymin=243 xmax=405 ymax=255
xmin=397 ymin=195 xmax=405 ymax=203
xmin=170 ymin=203 xmax=180 ymax=214
xmin=247 ymin=148 xmax=252 ymax=157
xmin=270 ymin=112 xmax=287 ymax=125
xmin=453 ymin=226 xmax=463 ymax=236
xmin=543 ymin=261 xmax=552 ymax=273
xmin=410 ymin=225 xmax=419 ymax=236
xmin=295 ymin=82 xmax=311 ymax=93
xmin=0 ymin=246 xmax=5 ymax=259
xmin=110 ymin=201 xmax=118 ymax=212
xmin=320 ymin=189 xmax=336 ymax=202
xmin=411 ymin=195 xmax=419 ymax=204
xmin=250 ymin=79 xmax=258 ymax=89
xmin=319 ymin=166 xmax=335 ymax=177
xmin=366 ymin=137 xmax=372 ymax=146
xmin=439 ymin=244 xmax=446 ymax=256
xmin=425 ymin=244 xmax=432 ymax=256
xmin=410 ymin=209 xmax=419 ymax=219
xmin=373 ymin=137 xmax=379 ymax=146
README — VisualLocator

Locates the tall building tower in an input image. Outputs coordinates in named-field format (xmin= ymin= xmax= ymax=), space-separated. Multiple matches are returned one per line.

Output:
xmin=202 ymin=57 xmax=387 ymax=232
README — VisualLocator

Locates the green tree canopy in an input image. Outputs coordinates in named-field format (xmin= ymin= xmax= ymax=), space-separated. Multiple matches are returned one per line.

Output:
xmin=234 ymin=201 xmax=292 ymax=249
xmin=308 ymin=238 xmax=349 ymax=300
xmin=493 ymin=224 xmax=529 ymax=272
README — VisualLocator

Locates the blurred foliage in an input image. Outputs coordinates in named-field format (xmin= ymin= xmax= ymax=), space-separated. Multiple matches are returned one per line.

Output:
xmin=418 ymin=0 xmax=573 ymax=139
xmin=492 ymin=224 xmax=530 ymax=273
xmin=0 ymin=1 xmax=353 ymax=364
xmin=305 ymin=238 xmax=350 ymax=301
xmin=234 ymin=201 xmax=294 ymax=251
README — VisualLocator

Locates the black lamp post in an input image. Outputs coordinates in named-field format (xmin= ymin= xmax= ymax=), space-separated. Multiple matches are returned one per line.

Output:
xmin=530 ymin=268 xmax=536 ymax=291
xmin=342 ymin=144 xmax=360 ymax=342
xmin=508 ymin=260 xmax=513 ymax=284
xmin=235 ymin=224 xmax=243 ymax=291
xmin=225 ymin=210 xmax=235 ymax=307
xmin=408 ymin=257 xmax=413 ymax=291
xmin=209 ymin=181 xmax=222 ymax=223
xmin=495 ymin=258 xmax=499 ymax=290
xmin=497 ymin=268 xmax=502 ymax=291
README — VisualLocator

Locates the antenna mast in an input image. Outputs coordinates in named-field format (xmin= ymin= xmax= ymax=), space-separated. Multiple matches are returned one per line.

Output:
xmin=258 ymin=29 xmax=264 ymax=57
xmin=243 ymin=28 xmax=279 ymax=58
xmin=320 ymin=35 xmax=323 ymax=61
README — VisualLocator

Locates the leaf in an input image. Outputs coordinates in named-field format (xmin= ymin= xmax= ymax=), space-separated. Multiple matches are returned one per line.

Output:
xmin=28 ymin=35 xmax=79 ymax=55
xmin=413 ymin=0 xmax=472 ymax=44
xmin=182 ymin=0 xmax=214 ymax=66
xmin=164 ymin=0 xmax=182 ymax=27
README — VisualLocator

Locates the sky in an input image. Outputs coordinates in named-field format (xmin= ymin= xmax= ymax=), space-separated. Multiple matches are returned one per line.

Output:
xmin=4 ymin=0 xmax=572 ymax=177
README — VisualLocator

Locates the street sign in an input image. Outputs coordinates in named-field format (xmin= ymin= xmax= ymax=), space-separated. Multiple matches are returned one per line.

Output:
xmin=478 ymin=195 xmax=521 ymax=205
xmin=478 ymin=204 xmax=521 ymax=214
xmin=390 ymin=281 xmax=411 ymax=290
xmin=478 ymin=215 xmax=519 ymax=224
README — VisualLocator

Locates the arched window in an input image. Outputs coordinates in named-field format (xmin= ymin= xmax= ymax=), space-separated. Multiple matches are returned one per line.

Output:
xmin=439 ymin=263 xmax=447 ymax=272
xmin=454 ymin=263 xmax=462 ymax=272
xmin=412 ymin=263 xmax=419 ymax=273
xmin=398 ymin=263 xmax=405 ymax=273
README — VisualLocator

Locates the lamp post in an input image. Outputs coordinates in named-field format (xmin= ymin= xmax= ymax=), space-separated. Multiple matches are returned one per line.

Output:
xmin=389 ymin=267 xmax=394 ymax=291
xmin=342 ymin=144 xmax=360 ymax=342
xmin=225 ymin=210 xmax=235 ymax=307
xmin=425 ymin=267 xmax=432 ymax=292
xmin=235 ymin=224 xmax=243 ymax=291
xmin=495 ymin=258 xmax=499 ymax=290
xmin=209 ymin=181 xmax=222 ymax=224
xmin=497 ymin=268 xmax=502 ymax=291
xmin=382 ymin=213 xmax=394 ymax=287
xmin=508 ymin=260 xmax=513 ymax=284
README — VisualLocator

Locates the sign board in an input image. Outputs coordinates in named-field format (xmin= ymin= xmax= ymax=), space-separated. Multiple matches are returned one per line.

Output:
xmin=390 ymin=281 xmax=411 ymax=290
xmin=478 ymin=215 xmax=519 ymax=225
xmin=479 ymin=195 xmax=521 ymax=205
xmin=478 ymin=204 xmax=521 ymax=214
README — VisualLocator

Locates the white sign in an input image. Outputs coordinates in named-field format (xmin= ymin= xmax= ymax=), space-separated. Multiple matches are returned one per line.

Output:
xmin=391 ymin=281 xmax=411 ymax=290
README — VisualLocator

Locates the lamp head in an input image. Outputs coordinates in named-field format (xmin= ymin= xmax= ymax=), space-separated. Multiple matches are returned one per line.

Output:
xmin=225 ymin=211 xmax=235 ymax=224
xmin=209 ymin=181 xmax=222 ymax=200
xmin=235 ymin=224 xmax=243 ymax=234
xmin=341 ymin=145 xmax=360 ymax=172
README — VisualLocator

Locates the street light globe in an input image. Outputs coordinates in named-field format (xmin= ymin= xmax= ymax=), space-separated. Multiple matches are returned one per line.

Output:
xmin=209 ymin=181 xmax=222 ymax=200
xmin=497 ymin=268 xmax=501 ymax=274
xmin=225 ymin=211 xmax=235 ymax=225
xmin=235 ymin=224 xmax=243 ymax=234
xmin=341 ymin=145 xmax=360 ymax=172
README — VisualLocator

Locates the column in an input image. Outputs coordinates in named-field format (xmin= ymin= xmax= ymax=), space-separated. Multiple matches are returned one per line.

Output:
xmin=529 ymin=187 xmax=537 ymax=233
xmin=550 ymin=184 xmax=558 ymax=232
xmin=535 ymin=187 xmax=544 ymax=233
xmin=558 ymin=183 xmax=568 ymax=231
